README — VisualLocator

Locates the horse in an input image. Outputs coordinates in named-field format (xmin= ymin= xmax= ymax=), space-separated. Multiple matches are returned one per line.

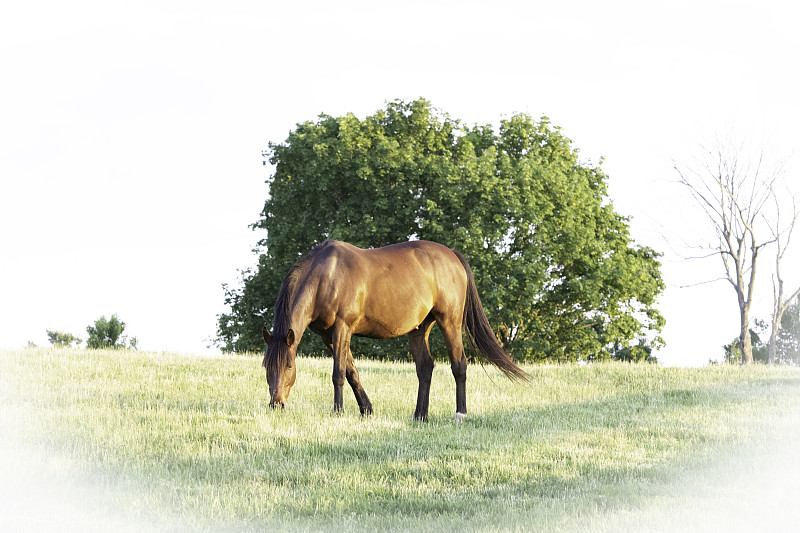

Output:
xmin=262 ymin=240 xmax=528 ymax=421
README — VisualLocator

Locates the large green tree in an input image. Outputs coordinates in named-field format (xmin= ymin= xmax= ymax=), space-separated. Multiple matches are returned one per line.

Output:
xmin=217 ymin=99 xmax=665 ymax=362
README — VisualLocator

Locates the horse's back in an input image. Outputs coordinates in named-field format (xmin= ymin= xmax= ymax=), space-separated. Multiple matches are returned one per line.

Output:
xmin=314 ymin=239 xmax=460 ymax=273
xmin=338 ymin=240 xmax=466 ymax=293
xmin=307 ymin=240 xmax=466 ymax=338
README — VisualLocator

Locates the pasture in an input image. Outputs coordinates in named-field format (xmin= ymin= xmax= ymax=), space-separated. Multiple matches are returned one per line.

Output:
xmin=2 ymin=348 xmax=799 ymax=532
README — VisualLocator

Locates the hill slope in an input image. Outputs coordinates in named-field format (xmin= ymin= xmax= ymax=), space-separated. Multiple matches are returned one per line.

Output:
xmin=2 ymin=349 xmax=799 ymax=532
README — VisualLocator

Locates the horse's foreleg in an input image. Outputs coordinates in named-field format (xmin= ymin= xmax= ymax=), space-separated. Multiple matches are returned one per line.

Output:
xmin=331 ymin=325 xmax=351 ymax=414
xmin=332 ymin=364 xmax=345 ymax=414
xmin=345 ymin=355 xmax=372 ymax=416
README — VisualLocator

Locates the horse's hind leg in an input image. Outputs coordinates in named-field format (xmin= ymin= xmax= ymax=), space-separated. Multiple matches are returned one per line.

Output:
xmin=438 ymin=318 xmax=468 ymax=420
xmin=345 ymin=354 xmax=373 ymax=416
xmin=409 ymin=318 xmax=436 ymax=421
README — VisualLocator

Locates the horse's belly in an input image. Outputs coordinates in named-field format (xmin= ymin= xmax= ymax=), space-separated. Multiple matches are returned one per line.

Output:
xmin=356 ymin=299 xmax=432 ymax=339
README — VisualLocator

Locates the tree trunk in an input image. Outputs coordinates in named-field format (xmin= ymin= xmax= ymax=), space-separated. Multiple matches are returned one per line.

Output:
xmin=768 ymin=323 xmax=778 ymax=365
xmin=740 ymin=310 xmax=753 ymax=365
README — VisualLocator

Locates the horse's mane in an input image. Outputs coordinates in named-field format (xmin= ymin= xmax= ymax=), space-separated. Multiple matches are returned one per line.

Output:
xmin=264 ymin=242 xmax=326 ymax=372
xmin=273 ymin=250 xmax=317 ymax=336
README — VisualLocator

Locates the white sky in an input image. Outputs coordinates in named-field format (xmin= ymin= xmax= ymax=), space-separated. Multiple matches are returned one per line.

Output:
xmin=1 ymin=0 xmax=798 ymax=365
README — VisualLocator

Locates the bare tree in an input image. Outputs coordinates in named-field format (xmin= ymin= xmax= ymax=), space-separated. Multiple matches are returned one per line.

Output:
xmin=675 ymin=138 xmax=777 ymax=364
xmin=767 ymin=189 xmax=800 ymax=365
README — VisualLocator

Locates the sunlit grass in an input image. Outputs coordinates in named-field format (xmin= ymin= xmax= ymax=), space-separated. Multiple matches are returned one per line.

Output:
xmin=2 ymin=348 xmax=799 ymax=532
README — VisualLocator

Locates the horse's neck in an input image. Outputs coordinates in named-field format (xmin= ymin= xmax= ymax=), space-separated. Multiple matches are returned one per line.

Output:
xmin=287 ymin=283 xmax=316 ymax=338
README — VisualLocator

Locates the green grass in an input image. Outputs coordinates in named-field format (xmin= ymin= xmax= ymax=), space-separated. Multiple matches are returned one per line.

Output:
xmin=2 ymin=348 xmax=799 ymax=532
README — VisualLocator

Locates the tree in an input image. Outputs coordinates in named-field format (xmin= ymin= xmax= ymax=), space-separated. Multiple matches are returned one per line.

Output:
xmin=675 ymin=139 xmax=778 ymax=364
xmin=724 ymin=307 xmax=800 ymax=366
xmin=767 ymin=299 xmax=800 ymax=365
xmin=217 ymin=99 xmax=665 ymax=362
xmin=86 ymin=314 xmax=137 ymax=350
xmin=779 ymin=299 xmax=800 ymax=365
xmin=46 ymin=329 xmax=82 ymax=348
xmin=609 ymin=341 xmax=658 ymax=363
xmin=722 ymin=324 xmax=769 ymax=364
xmin=766 ymin=188 xmax=800 ymax=365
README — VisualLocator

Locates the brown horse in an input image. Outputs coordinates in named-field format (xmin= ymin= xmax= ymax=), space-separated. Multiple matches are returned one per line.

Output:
xmin=262 ymin=240 xmax=528 ymax=421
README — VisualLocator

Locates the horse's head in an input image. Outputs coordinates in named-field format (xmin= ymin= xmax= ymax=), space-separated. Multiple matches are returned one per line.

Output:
xmin=262 ymin=325 xmax=297 ymax=409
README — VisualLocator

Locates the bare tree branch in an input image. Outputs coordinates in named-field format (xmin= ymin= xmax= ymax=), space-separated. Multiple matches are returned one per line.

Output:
xmin=676 ymin=137 xmax=781 ymax=364
xmin=678 ymin=277 xmax=729 ymax=289
xmin=767 ymin=184 xmax=800 ymax=364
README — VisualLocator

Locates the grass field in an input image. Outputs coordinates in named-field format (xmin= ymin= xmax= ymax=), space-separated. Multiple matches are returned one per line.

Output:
xmin=2 ymin=348 xmax=799 ymax=532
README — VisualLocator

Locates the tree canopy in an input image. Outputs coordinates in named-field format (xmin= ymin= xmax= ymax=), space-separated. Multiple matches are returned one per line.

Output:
xmin=775 ymin=299 xmax=800 ymax=365
xmin=217 ymin=99 xmax=665 ymax=362
xmin=86 ymin=314 xmax=137 ymax=350
xmin=46 ymin=329 xmax=82 ymax=348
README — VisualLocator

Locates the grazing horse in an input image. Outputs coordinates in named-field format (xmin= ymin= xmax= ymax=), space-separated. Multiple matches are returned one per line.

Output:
xmin=262 ymin=240 xmax=528 ymax=421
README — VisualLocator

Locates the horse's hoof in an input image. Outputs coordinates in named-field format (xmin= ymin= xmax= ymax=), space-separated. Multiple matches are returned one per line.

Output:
xmin=454 ymin=412 xmax=467 ymax=423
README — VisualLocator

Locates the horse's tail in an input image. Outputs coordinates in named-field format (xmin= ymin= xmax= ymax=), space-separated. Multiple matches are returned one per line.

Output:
xmin=452 ymin=249 xmax=530 ymax=383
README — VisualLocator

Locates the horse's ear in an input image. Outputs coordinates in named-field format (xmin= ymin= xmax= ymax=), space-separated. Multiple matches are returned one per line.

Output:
xmin=263 ymin=325 xmax=272 ymax=345
xmin=286 ymin=329 xmax=295 ymax=347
